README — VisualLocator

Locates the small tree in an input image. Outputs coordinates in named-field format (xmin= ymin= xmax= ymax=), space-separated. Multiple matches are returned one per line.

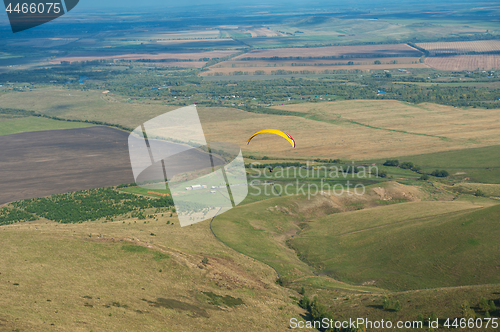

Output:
xmin=394 ymin=300 xmax=401 ymax=312
xmin=202 ymin=257 xmax=209 ymax=264
xmin=461 ymin=300 xmax=476 ymax=320
xmin=382 ymin=295 xmax=391 ymax=310
xmin=309 ymin=297 xmax=328 ymax=321
xmin=489 ymin=300 xmax=496 ymax=312
xmin=299 ymin=295 xmax=310 ymax=309
xmin=485 ymin=311 xmax=491 ymax=318
xmin=417 ymin=313 xmax=425 ymax=323
xmin=299 ymin=286 xmax=305 ymax=295
xmin=420 ymin=174 xmax=430 ymax=181
xmin=479 ymin=297 xmax=489 ymax=311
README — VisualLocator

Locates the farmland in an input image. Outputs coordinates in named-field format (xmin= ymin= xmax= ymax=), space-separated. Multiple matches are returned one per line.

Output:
xmin=417 ymin=40 xmax=500 ymax=71
xmin=0 ymin=88 xmax=179 ymax=130
xmin=0 ymin=115 xmax=94 ymax=136
xmin=3 ymin=88 xmax=500 ymax=161
xmin=49 ymin=50 xmax=240 ymax=66
xmin=211 ymin=56 xmax=422 ymax=68
xmin=233 ymin=44 xmax=423 ymax=60
xmin=265 ymin=100 xmax=500 ymax=159
xmin=238 ymin=28 xmax=287 ymax=38
xmin=136 ymin=29 xmax=222 ymax=40
xmin=0 ymin=127 xmax=135 ymax=205
xmin=425 ymin=54 xmax=500 ymax=71
xmin=202 ymin=62 xmax=427 ymax=76
xmin=416 ymin=40 xmax=500 ymax=55
xmin=272 ymin=100 xmax=500 ymax=142
xmin=201 ymin=43 xmax=426 ymax=75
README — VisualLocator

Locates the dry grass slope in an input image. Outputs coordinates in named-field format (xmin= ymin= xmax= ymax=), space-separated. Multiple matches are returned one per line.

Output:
xmin=0 ymin=214 xmax=303 ymax=331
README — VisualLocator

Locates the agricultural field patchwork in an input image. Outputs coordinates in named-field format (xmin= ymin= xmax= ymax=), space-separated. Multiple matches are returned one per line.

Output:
xmin=49 ymin=50 xmax=240 ymax=66
xmin=3 ymin=87 xmax=500 ymax=161
xmin=425 ymin=54 xmax=500 ymax=71
xmin=416 ymin=40 xmax=500 ymax=55
xmin=203 ymin=63 xmax=428 ymax=76
xmin=233 ymin=44 xmax=423 ymax=60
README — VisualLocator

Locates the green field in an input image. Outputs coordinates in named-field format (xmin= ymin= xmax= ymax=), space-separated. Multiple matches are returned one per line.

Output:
xmin=119 ymin=186 xmax=171 ymax=198
xmin=0 ymin=116 xmax=95 ymax=136
xmin=394 ymin=145 xmax=500 ymax=184
xmin=0 ymin=89 xmax=178 ymax=130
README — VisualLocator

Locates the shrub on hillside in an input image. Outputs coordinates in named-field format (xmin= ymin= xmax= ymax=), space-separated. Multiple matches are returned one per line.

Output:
xmin=400 ymin=161 xmax=414 ymax=169
xmin=431 ymin=169 xmax=449 ymax=177
xmin=383 ymin=159 xmax=399 ymax=167
xmin=475 ymin=189 xmax=486 ymax=197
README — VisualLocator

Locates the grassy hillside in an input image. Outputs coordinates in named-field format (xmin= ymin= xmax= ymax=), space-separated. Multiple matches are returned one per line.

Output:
xmin=289 ymin=201 xmax=500 ymax=291
xmin=2 ymin=182 xmax=500 ymax=330
xmin=310 ymin=282 xmax=500 ymax=331
xmin=211 ymin=182 xmax=478 ymax=284
xmin=212 ymin=194 xmax=315 ymax=279
xmin=0 ymin=215 xmax=302 ymax=331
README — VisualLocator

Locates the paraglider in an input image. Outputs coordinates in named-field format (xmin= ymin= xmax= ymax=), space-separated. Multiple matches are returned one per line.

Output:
xmin=246 ymin=129 xmax=295 ymax=148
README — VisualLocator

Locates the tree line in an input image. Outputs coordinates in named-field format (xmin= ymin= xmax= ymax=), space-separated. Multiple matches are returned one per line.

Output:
xmin=383 ymin=159 xmax=449 ymax=178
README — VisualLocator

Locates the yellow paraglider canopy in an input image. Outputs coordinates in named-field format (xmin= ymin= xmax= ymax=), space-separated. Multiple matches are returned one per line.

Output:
xmin=246 ymin=129 xmax=295 ymax=148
